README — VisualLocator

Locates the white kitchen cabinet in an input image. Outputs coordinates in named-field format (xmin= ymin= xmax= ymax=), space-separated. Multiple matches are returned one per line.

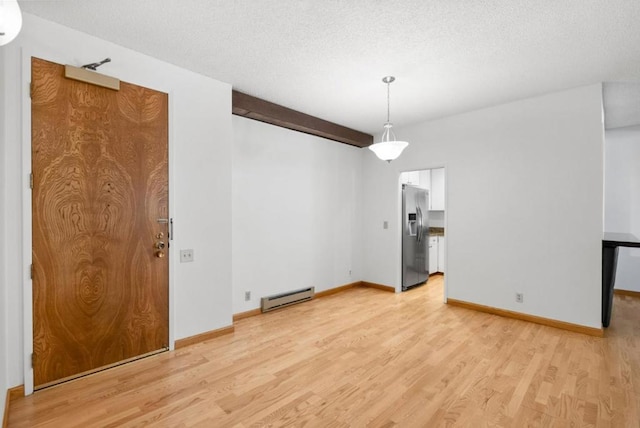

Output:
xmin=428 ymin=236 xmax=438 ymax=274
xmin=430 ymin=168 xmax=445 ymax=210
xmin=437 ymin=236 xmax=445 ymax=273
xmin=428 ymin=235 xmax=446 ymax=274
xmin=418 ymin=170 xmax=431 ymax=191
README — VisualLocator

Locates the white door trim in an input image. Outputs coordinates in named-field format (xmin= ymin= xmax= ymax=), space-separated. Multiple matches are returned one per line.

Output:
xmin=396 ymin=166 xmax=448 ymax=301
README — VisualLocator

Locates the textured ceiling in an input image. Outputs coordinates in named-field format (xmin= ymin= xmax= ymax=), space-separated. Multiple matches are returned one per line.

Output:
xmin=19 ymin=0 xmax=640 ymax=134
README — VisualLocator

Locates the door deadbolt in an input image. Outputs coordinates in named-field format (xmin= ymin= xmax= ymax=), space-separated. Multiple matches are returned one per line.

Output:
xmin=156 ymin=232 xmax=164 ymax=239
xmin=156 ymin=241 xmax=166 ymax=249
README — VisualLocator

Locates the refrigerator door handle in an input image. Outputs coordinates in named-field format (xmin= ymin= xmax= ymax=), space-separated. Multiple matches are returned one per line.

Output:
xmin=420 ymin=206 xmax=425 ymax=242
xmin=416 ymin=205 xmax=423 ymax=243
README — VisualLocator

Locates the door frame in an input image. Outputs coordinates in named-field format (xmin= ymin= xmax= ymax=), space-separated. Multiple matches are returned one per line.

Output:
xmin=397 ymin=166 xmax=448 ymax=302
xmin=21 ymin=49 xmax=176 ymax=395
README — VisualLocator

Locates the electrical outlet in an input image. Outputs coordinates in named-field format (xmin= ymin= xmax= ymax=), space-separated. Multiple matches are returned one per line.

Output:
xmin=244 ymin=291 xmax=251 ymax=301
xmin=515 ymin=292 xmax=523 ymax=303
xmin=180 ymin=249 xmax=194 ymax=263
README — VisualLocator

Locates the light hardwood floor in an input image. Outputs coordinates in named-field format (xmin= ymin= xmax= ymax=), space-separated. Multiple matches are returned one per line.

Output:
xmin=8 ymin=276 xmax=640 ymax=427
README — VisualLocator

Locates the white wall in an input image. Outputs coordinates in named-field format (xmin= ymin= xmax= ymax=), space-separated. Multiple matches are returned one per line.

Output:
xmin=604 ymin=125 xmax=640 ymax=292
xmin=429 ymin=211 xmax=445 ymax=228
xmin=612 ymin=249 xmax=640 ymax=292
xmin=0 ymin=43 xmax=8 ymax=415
xmin=0 ymin=14 xmax=233 ymax=391
xmin=232 ymin=116 xmax=363 ymax=314
xmin=362 ymin=84 xmax=604 ymax=328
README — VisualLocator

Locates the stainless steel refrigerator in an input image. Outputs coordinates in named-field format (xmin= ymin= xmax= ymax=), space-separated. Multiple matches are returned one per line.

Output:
xmin=402 ymin=184 xmax=429 ymax=291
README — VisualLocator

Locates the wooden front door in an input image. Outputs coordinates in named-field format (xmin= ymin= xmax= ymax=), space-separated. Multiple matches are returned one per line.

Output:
xmin=31 ymin=57 xmax=169 ymax=389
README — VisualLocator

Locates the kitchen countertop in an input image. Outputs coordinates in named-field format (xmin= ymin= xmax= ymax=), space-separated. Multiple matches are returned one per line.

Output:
xmin=429 ymin=227 xmax=445 ymax=237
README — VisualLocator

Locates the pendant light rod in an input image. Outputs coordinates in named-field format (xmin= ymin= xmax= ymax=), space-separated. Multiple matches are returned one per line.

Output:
xmin=383 ymin=75 xmax=395 ymax=124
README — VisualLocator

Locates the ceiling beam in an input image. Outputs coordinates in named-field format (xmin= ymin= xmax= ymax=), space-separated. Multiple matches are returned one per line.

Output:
xmin=232 ymin=91 xmax=373 ymax=148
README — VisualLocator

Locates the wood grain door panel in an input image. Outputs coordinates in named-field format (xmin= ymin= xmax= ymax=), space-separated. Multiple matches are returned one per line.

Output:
xmin=31 ymin=57 xmax=169 ymax=388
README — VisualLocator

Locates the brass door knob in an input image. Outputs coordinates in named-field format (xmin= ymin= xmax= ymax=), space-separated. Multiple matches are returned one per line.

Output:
xmin=155 ymin=250 xmax=165 ymax=258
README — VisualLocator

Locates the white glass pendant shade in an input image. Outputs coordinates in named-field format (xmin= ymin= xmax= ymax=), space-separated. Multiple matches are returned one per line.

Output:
xmin=369 ymin=140 xmax=409 ymax=162
xmin=370 ymin=76 xmax=409 ymax=162
xmin=0 ymin=0 xmax=22 ymax=46
xmin=368 ymin=122 xmax=409 ymax=162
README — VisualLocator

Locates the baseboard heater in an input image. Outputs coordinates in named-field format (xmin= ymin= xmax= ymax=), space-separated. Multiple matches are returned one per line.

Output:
xmin=261 ymin=287 xmax=315 ymax=312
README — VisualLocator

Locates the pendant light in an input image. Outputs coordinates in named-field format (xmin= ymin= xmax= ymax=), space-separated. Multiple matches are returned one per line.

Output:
xmin=368 ymin=76 xmax=409 ymax=162
xmin=0 ymin=0 xmax=22 ymax=46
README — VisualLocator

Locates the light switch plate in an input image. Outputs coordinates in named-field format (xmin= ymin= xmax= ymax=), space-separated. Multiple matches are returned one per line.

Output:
xmin=180 ymin=249 xmax=194 ymax=263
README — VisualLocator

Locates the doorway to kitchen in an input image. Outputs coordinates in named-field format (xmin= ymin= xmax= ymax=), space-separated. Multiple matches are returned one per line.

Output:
xmin=400 ymin=168 xmax=446 ymax=292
